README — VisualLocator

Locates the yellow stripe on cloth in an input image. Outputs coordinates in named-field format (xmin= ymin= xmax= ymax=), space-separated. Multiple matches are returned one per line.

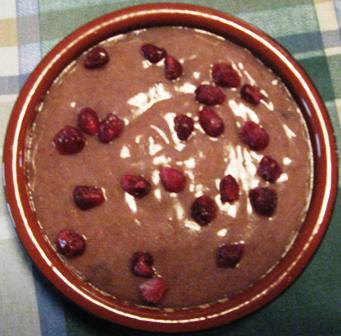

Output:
xmin=335 ymin=98 xmax=341 ymax=124
xmin=0 ymin=19 xmax=17 ymax=47
xmin=314 ymin=0 xmax=339 ymax=32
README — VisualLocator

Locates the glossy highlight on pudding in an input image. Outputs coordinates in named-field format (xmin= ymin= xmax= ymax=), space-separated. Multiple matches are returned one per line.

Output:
xmin=26 ymin=27 xmax=312 ymax=308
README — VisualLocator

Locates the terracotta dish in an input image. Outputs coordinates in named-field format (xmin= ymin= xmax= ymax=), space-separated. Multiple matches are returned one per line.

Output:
xmin=3 ymin=3 xmax=338 ymax=332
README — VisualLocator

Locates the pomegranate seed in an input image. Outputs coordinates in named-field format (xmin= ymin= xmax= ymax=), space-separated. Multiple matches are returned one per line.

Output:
xmin=241 ymin=84 xmax=262 ymax=105
xmin=141 ymin=43 xmax=167 ymax=63
xmin=190 ymin=195 xmax=217 ymax=226
xmin=83 ymin=46 xmax=109 ymax=69
xmin=131 ymin=251 xmax=154 ymax=278
xmin=120 ymin=174 xmax=151 ymax=198
xmin=53 ymin=126 xmax=85 ymax=155
xmin=98 ymin=113 xmax=124 ymax=143
xmin=159 ymin=167 xmax=186 ymax=193
xmin=56 ymin=229 xmax=86 ymax=257
xmin=195 ymin=84 xmax=226 ymax=106
xmin=220 ymin=175 xmax=239 ymax=203
xmin=239 ymin=121 xmax=269 ymax=151
xmin=139 ymin=278 xmax=167 ymax=305
xmin=257 ymin=156 xmax=282 ymax=183
xmin=164 ymin=55 xmax=183 ymax=80
xmin=216 ymin=243 xmax=244 ymax=268
xmin=212 ymin=63 xmax=241 ymax=88
xmin=249 ymin=187 xmax=278 ymax=216
xmin=174 ymin=114 xmax=194 ymax=141
xmin=77 ymin=107 xmax=99 ymax=135
xmin=199 ymin=107 xmax=224 ymax=137
xmin=73 ymin=186 xmax=105 ymax=210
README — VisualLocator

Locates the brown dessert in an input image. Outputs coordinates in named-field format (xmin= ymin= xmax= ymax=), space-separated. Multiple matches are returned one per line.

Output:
xmin=26 ymin=27 xmax=312 ymax=308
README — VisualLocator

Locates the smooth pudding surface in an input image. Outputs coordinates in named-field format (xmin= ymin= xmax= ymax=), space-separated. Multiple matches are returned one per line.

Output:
xmin=27 ymin=27 xmax=312 ymax=307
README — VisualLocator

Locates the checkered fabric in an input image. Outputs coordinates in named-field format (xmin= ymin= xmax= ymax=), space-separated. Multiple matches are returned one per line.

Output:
xmin=0 ymin=1 xmax=340 ymax=335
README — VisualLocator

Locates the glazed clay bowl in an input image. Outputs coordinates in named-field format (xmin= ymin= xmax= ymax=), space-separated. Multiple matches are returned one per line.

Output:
xmin=3 ymin=3 xmax=338 ymax=333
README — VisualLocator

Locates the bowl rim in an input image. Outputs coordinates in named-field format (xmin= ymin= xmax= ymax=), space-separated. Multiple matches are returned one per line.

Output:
xmin=3 ymin=3 xmax=338 ymax=333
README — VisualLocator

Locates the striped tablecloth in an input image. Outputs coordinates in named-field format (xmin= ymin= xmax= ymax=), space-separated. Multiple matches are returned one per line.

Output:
xmin=1 ymin=1 xmax=340 ymax=335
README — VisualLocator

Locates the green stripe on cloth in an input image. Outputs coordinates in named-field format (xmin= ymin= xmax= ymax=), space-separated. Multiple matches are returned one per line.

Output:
xmin=327 ymin=54 xmax=341 ymax=98
xmin=38 ymin=0 xmax=314 ymax=15
xmin=239 ymin=4 xmax=320 ymax=37
xmin=37 ymin=0 xmax=319 ymax=42
xmin=299 ymin=55 xmax=335 ymax=101
xmin=63 ymin=303 xmax=122 ymax=336
xmin=277 ymin=31 xmax=324 ymax=54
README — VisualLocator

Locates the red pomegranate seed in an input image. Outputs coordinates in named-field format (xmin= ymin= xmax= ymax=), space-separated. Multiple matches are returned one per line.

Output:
xmin=220 ymin=175 xmax=240 ymax=203
xmin=131 ymin=251 xmax=154 ymax=278
xmin=195 ymin=84 xmax=226 ymax=106
xmin=212 ymin=63 xmax=241 ymax=88
xmin=257 ymin=156 xmax=282 ymax=183
xmin=53 ymin=126 xmax=85 ymax=155
xmin=239 ymin=121 xmax=269 ymax=151
xmin=216 ymin=243 xmax=244 ymax=268
xmin=241 ymin=84 xmax=262 ymax=105
xmin=199 ymin=107 xmax=224 ymax=137
xmin=164 ymin=55 xmax=183 ymax=80
xmin=56 ymin=229 xmax=86 ymax=257
xmin=77 ymin=107 xmax=99 ymax=135
xmin=73 ymin=185 xmax=105 ymax=210
xmin=159 ymin=167 xmax=186 ymax=193
xmin=141 ymin=43 xmax=167 ymax=63
xmin=139 ymin=278 xmax=167 ymax=305
xmin=249 ymin=187 xmax=278 ymax=216
xmin=98 ymin=113 xmax=124 ymax=143
xmin=190 ymin=195 xmax=217 ymax=226
xmin=174 ymin=114 xmax=194 ymax=141
xmin=83 ymin=46 xmax=109 ymax=69
xmin=120 ymin=174 xmax=151 ymax=198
